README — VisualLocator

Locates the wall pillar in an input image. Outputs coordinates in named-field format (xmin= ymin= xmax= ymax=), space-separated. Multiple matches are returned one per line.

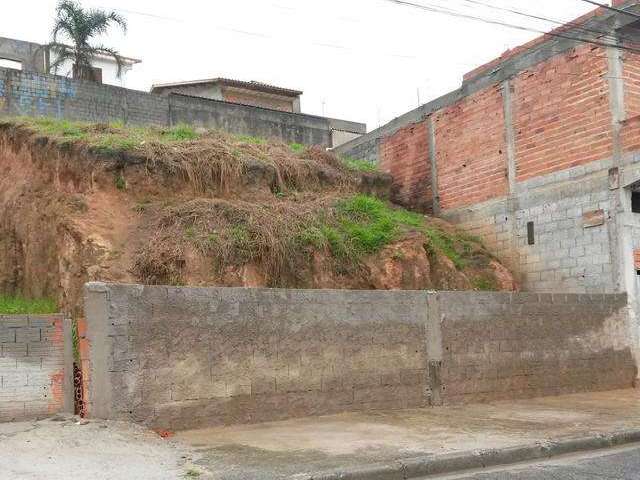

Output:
xmin=426 ymin=115 xmax=440 ymax=215
xmin=607 ymin=39 xmax=640 ymax=383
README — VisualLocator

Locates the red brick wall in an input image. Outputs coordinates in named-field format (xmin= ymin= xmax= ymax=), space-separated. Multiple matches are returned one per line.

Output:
xmin=379 ymin=121 xmax=433 ymax=212
xmin=377 ymin=45 xmax=630 ymax=213
xmin=434 ymin=84 xmax=508 ymax=210
xmin=513 ymin=45 xmax=613 ymax=181
xmin=622 ymin=49 xmax=640 ymax=152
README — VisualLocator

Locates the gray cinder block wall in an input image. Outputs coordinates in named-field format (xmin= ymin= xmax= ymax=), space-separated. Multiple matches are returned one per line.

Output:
xmin=84 ymin=283 xmax=637 ymax=431
xmin=0 ymin=67 xmax=365 ymax=147
xmin=0 ymin=314 xmax=73 ymax=422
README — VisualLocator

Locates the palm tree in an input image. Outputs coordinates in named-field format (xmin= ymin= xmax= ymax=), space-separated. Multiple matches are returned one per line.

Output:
xmin=47 ymin=0 xmax=127 ymax=82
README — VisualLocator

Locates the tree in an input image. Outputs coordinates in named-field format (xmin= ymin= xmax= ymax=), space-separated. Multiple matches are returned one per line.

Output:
xmin=48 ymin=0 xmax=127 ymax=82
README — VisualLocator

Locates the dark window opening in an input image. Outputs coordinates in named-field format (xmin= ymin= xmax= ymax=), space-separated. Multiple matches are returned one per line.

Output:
xmin=73 ymin=64 xmax=103 ymax=83
xmin=527 ymin=221 xmax=535 ymax=246
xmin=632 ymin=191 xmax=640 ymax=213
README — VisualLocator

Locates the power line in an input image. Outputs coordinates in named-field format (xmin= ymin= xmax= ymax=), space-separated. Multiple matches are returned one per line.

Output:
xmin=442 ymin=0 xmax=636 ymax=44
xmin=577 ymin=0 xmax=640 ymax=20
xmin=380 ymin=0 xmax=640 ymax=54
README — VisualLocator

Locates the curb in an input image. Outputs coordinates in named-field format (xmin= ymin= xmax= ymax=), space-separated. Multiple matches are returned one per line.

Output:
xmin=292 ymin=430 xmax=640 ymax=480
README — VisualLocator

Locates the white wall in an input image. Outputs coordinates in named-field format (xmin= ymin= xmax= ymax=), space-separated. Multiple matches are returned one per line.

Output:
xmin=49 ymin=51 xmax=135 ymax=87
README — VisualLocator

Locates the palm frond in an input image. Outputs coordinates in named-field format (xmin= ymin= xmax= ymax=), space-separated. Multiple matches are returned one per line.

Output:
xmin=93 ymin=45 xmax=126 ymax=78
xmin=48 ymin=0 xmax=129 ymax=82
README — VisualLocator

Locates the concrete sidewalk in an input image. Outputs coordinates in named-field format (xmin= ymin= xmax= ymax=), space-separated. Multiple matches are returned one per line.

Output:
xmin=177 ymin=389 xmax=640 ymax=479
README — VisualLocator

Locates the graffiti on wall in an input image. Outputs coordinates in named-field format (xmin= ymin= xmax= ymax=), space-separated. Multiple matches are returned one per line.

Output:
xmin=7 ymin=73 xmax=77 ymax=117
xmin=0 ymin=79 xmax=5 ymax=111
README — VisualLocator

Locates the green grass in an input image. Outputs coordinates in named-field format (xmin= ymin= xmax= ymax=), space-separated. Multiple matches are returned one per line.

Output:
xmin=162 ymin=123 xmax=198 ymax=141
xmin=4 ymin=116 xmax=202 ymax=153
xmin=114 ymin=174 xmax=126 ymax=191
xmin=0 ymin=296 xmax=58 ymax=315
xmin=299 ymin=195 xmax=424 ymax=261
xmin=342 ymin=157 xmax=378 ymax=173
xmin=289 ymin=143 xmax=305 ymax=153
xmin=297 ymin=195 xmax=481 ymax=270
xmin=472 ymin=276 xmax=498 ymax=291
xmin=424 ymin=227 xmax=466 ymax=270
xmin=236 ymin=134 xmax=266 ymax=145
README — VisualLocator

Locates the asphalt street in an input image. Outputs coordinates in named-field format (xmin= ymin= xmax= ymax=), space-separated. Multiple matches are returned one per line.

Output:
xmin=430 ymin=444 xmax=640 ymax=479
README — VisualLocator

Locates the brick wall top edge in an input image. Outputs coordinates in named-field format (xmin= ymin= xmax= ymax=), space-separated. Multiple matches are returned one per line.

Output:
xmin=336 ymin=7 xmax=636 ymax=156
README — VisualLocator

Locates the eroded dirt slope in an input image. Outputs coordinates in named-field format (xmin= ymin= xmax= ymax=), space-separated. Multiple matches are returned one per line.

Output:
xmin=0 ymin=120 xmax=516 ymax=314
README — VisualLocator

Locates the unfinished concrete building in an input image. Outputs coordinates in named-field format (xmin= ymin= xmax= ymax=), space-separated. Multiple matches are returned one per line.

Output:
xmin=335 ymin=2 xmax=640 ymax=319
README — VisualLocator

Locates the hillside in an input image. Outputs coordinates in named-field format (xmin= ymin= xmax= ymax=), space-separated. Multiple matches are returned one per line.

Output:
xmin=0 ymin=118 xmax=516 ymax=314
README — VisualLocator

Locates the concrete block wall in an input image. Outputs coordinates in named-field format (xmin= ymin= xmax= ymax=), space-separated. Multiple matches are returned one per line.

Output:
xmin=84 ymin=283 xmax=431 ymax=431
xmin=83 ymin=283 xmax=637 ymax=431
xmin=0 ymin=69 xmax=169 ymax=126
xmin=0 ymin=67 xmax=365 ymax=147
xmin=168 ymin=94 xmax=332 ymax=146
xmin=435 ymin=292 xmax=636 ymax=404
xmin=0 ymin=314 xmax=72 ymax=422
xmin=441 ymin=159 xmax=618 ymax=293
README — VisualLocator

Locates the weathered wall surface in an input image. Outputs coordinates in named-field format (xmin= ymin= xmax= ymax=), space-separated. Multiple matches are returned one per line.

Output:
xmin=0 ymin=67 xmax=365 ymax=147
xmin=435 ymin=292 xmax=636 ymax=404
xmin=0 ymin=314 xmax=72 ymax=422
xmin=434 ymin=84 xmax=507 ymax=210
xmin=84 ymin=283 xmax=637 ymax=431
xmin=0 ymin=69 xmax=168 ymax=126
xmin=84 ymin=283 xmax=430 ymax=431
xmin=379 ymin=121 xmax=433 ymax=211
xmin=0 ymin=37 xmax=46 ymax=73
xmin=512 ymin=45 xmax=612 ymax=181
xmin=168 ymin=94 xmax=332 ymax=146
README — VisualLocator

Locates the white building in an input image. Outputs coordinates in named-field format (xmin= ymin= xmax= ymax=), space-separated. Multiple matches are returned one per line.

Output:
xmin=0 ymin=37 xmax=140 ymax=88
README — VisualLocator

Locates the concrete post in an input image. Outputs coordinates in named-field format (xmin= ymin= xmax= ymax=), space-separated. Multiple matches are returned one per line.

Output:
xmin=501 ymin=80 xmax=517 ymax=195
xmin=426 ymin=116 xmax=440 ymax=215
xmin=83 ymin=282 xmax=113 ymax=419
xmin=607 ymin=40 xmax=640 ymax=384
xmin=425 ymin=293 xmax=443 ymax=405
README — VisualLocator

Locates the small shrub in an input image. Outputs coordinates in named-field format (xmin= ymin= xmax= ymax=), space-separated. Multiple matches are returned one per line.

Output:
xmin=114 ymin=174 xmax=126 ymax=191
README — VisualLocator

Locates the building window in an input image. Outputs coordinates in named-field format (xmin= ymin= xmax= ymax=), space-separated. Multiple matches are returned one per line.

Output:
xmin=0 ymin=58 xmax=22 ymax=70
xmin=527 ymin=221 xmax=535 ymax=245
xmin=632 ymin=192 xmax=640 ymax=213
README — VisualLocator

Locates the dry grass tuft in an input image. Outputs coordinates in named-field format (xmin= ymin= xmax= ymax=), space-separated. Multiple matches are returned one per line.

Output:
xmin=132 ymin=197 xmax=337 ymax=286
xmin=136 ymin=132 xmax=357 ymax=195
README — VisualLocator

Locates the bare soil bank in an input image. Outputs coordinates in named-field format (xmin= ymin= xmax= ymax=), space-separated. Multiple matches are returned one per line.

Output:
xmin=0 ymin=121 xmax=516 ymax=314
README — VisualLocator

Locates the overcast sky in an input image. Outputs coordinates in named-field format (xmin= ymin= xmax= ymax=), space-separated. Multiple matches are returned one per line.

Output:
xmin=2 ymin=0 xmax=597 ymax=130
